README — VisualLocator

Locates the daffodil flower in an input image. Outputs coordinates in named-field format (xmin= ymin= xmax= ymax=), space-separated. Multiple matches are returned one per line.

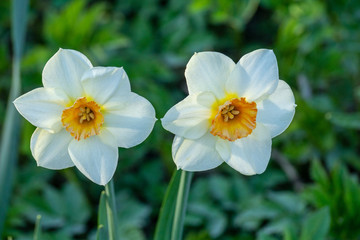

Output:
xmin=14 ymin=49 xmax=156 ymax=185
xmin=162 ymin=49 xmax=295 ymax=175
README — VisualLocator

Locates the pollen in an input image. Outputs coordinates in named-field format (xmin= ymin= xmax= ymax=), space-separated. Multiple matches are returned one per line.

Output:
xmin=61 ymin=97 xmax=104 ymax=140
xmin=210 ymin=97 xmax=257 ymax=141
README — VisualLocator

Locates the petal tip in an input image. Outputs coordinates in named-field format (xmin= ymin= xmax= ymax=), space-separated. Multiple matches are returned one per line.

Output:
xmin=255 ymin=167 xmax=267 ymax=175
xmin=99 ymin=180 xmax=108 ymax=186
xmin=12 ymin=97 xmax=19 ymax=106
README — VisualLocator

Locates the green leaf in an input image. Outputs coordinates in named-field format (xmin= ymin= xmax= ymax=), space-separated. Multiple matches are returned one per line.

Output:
xmin=96 ymin=225 xmax=106 ymax=240
xmin=63 ymin=183 xmax=90 ymax=224
xmin=343 ymin=169 xmax=360 ymax=219
xmin=97 ymin=191 xmax=108 ymax=240
xmin=0 ymin=0 xmax=28 ymax=235
xmin=43 ymin=0 xmax=128 ymax=51
xmin=208 ymin=175 xmax=231 ymax=203
xmin=259 ymin=219 xmax=293 ymax=236
xmin=116 ymin=191 xmax=150 ymax=237
xmin=98 ymin=191 xmax=108 ymax=228
xmin=268 ymin=191 xmax=305 ymax=214
xmin=257 ymin=233 xmax=278 ymax=240
xmin=310 ymin=160 xmax=329 ymax=188
xmin=12 ymin=0 xmax=29 ymax=58
xmin=153 ymin=169 xmax=181 ymax=240
xmin=300 ymin=207 xmax=330 ymax=240
xmin=104 ymin=181 xmax=119 ymax=240
xmin=326 ymin=112 xmax=360 ymax=129
xmin=283 ymin=222 xmax=297 ymax=240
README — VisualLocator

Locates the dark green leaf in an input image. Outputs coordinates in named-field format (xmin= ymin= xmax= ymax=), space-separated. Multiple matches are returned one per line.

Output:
xmin=0 ymin=0 xmax=28 ymax=235
xmin=310 ymin=160 xmax=329 ymax=188
xmin=326 ymin=112 xmax=360 ymax=129
xmin=97 ymin=191 xmax=108 ymax=240
xmin=300 ymin=207 xmax=330 ymax=240
xmin=153 ymin=169 xmax=181 ymax=240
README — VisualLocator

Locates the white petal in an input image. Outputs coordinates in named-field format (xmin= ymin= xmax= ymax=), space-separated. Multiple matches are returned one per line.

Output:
xmin=161 ymin=92 xmax=215 ymax=139
xmin=220 ymin=124 xmax=272 ymax=175
xmin=225 ymin=63 xmax=251 ymax=97
xmin=13 ymin=88 xmax=69 ymax=133
xmin=103 ymin=92 xmax=156 ymax=148
xmin=30 ymin=128 xmax=74 ymax=170
xmin=42 ymin=49 xmax=92 ymax=100
xmin=68 ymin=129 xmax=118 ymax=185
xmin=81 ymin=67 xmax=131 ymax=105
xmin=185 ymin=52 xmax=235 ymax=99
xmin=257 ymin=80 xmax=296 ymax=137
xmin=172 ymin=132 xmax=223 ymax=171
xmin=238 ymin=49 xmax=279 ymax=101
xmin=216 ymin=138 xmax=231 ymax=160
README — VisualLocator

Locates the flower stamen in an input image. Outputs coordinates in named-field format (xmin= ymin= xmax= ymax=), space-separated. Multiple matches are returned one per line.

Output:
xmin=61 ymin=97 xmax=104 ymax=140
xmin=210 ymin=98 xmax=257 ymax=141
xmin=78 ymin=107 xmax=95 ymax=124
xmin=220 ymin=104 xmax=242 ymax=122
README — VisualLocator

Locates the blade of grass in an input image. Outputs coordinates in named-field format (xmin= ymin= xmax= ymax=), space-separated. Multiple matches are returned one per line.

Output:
xmin=0 ymin=0 xmax=29 ymax=235
xmin=171 ymin=170 xmax=193 ymax=240
xmin=153 ymin=169 xmax=181 ymax=240
xmin=33 ymin=215 xmax=42 ymax=240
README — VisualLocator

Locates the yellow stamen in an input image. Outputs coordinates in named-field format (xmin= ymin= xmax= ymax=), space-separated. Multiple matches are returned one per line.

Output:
xmin=61 ymin=97 xmax=104 ymax=140
xmin=210 ymin=97 xmax=257 ymax=141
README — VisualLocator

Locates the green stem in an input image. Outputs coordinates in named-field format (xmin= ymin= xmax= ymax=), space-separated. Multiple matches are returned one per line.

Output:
xmin=33 ymin=215 xmax=42 ymax=240
xmin=104 ymin=180 xmax=118 ymax=240
xmin=171 ymin=170 xmax=193 ymax=240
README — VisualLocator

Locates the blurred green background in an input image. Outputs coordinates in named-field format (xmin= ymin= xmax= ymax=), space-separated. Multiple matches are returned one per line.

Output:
xmin=1 ymin=0 xmax=360 ymax=239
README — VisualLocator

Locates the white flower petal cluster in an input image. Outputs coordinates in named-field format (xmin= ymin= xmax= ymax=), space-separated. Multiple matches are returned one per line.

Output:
xmin=14 ymin=49 xmax=156 ymax=185
xmin=162 ymin=49 xmax=296 ymax=175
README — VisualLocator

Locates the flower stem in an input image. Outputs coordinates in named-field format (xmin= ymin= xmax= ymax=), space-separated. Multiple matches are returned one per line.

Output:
xmin=104 ymin=180 xmax=118 ymax=240
xmin=33 ymin=214 xmax=42 ymax=240
xmin=171 ymin=170 xmax=193 ymax=240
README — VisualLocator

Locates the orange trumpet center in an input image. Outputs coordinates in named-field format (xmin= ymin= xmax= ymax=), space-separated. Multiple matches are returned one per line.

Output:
xmin=210 ymin=97 xmax=257 ymax=141
xmin=61 ymin=97 xmax=104 ymax=140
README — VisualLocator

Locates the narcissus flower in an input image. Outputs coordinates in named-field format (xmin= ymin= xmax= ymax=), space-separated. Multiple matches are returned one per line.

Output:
xmin=14 ymin=49 xmax=156 ymax=185
xmin=162 ymin=49 xmax=295 ymax=175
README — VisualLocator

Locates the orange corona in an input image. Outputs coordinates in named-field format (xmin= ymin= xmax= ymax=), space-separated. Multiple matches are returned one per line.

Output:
xmin=61 ymin=97 xmax=104 ymax=140
xmin=210 ymin=97 xmax=257 ymax=141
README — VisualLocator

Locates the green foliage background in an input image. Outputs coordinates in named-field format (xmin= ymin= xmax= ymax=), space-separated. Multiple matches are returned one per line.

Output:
xmin=1 ymin=0 xmax=360 ymax=239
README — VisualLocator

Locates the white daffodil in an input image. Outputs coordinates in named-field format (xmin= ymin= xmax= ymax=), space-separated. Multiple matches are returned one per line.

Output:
xmin=162 ymin=49 xmax=296 ymax=175
xmin=14 ymin=49 xmax=156 ymax=185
